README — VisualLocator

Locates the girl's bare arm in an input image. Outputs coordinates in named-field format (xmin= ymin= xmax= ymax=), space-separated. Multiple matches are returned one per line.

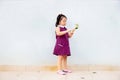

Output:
xmin=55 ymin=27 xmax=71 ymax=36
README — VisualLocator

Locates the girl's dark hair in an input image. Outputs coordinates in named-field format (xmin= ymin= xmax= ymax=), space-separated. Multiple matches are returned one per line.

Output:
xmin=55 ymin=14 xmax=67 ymax=27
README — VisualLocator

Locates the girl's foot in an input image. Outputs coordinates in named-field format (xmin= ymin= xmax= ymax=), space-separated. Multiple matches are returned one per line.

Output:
xmin=57 ymin=70 xmax=66 ymax=75
xmin=63 ymin=69 xmax=72 ymax=73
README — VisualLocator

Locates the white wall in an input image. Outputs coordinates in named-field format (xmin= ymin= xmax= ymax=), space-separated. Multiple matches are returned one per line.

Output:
xmin=0 ymin=0 xmax=120 ymax=65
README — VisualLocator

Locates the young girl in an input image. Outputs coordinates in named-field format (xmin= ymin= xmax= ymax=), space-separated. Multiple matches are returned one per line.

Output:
xmin=53 ymin=14 xmax=76 ymax=75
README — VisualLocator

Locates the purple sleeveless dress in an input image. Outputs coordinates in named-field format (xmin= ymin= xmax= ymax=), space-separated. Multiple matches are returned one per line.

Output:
xmin=53 ymin=26 xmax=71 ymax=56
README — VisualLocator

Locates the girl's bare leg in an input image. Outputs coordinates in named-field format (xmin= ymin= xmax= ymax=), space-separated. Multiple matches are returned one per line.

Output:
xmin=57 ymin=55 xmax=63 ymax=70
xmin=62 ymin=55 xmax=72 ymax=73
xmin=62 ymin=55 xmax=67 ymax=69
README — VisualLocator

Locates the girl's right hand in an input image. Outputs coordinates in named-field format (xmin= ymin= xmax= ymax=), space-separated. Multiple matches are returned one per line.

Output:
xmin=71 ymin=28 xmax=76 ymax=33
xmin=67 ymin=29 xmax=71 ymax=32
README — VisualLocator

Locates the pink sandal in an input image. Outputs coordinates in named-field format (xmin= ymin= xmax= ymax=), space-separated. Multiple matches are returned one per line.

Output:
xmin=57 ymin=70 xmax=66 ymax=75
xmin=63 ymin=69 xmax=72 ymax=73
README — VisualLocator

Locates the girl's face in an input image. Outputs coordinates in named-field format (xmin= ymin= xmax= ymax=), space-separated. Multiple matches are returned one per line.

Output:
xmin=59 ymin=17 xmax=67 ymax=26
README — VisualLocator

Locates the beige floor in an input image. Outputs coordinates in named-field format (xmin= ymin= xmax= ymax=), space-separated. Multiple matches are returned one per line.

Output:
xmin=0 ymin=71 xmax=120 ymax=80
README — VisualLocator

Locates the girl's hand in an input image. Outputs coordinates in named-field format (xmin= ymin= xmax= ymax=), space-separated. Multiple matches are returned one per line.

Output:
xmin=67 ymin=29 xmax=71 ymax=32
xmin=71 ymin=28 xmax=76 ymax=33
xmin=68 ymin=29 xmax=75 ymax=38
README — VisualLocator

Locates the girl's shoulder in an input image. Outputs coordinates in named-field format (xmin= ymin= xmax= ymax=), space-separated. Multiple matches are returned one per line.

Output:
xmin=57 ymin=25 xmax=62 ymax=28
xmin=55 ymin=26 xmax=60 ymax=31
xmin=56 ymin=25 xmax=60 ymax=29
